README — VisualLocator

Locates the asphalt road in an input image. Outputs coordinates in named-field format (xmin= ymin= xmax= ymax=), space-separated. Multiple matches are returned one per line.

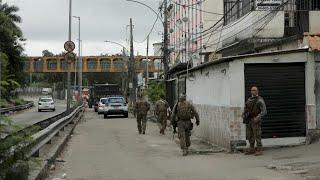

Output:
xmin=47 ymin=109 xmax=303 ymax=180
xmin=10 ymin=99 xmax=67 ymax=128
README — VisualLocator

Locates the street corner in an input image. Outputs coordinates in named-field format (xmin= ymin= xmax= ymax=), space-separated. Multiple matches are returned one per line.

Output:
xmin=266 ymin=161 xmax=320 ymax=179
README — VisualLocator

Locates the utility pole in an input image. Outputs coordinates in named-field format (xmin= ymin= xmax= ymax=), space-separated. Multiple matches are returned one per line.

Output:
xmin=73 ymin=16 xmax=82 ymax=102
xmin=146 ymin=35 xmax=149 ymax=87
xmin=66 ymin=0 xmax=72 ymax=112
xmin=122 ymin=47 xmax=128 ymax=96
xmin=0 ymin=48 xmax=1 ymax=100
xmin=163 ymin=0 xmax=169 ymax=80
xmin=79 ymin=39 xmax=82 ymax=94
xmin=129 ymin=18 xmax=136 ymax=105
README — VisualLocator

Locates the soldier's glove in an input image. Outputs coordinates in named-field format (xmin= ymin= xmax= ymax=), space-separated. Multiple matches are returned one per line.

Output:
xmin=196 ymin=120 xmax=200 ymax=126
xmin=253 ymin=116 xmax=261 ymax=124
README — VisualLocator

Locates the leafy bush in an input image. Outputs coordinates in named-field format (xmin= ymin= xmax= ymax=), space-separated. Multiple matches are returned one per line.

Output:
xmin=10 ymin=99 xmax=26 ymax=106
xmin=0 ymin=99 xmax=9 ymax=108
xmin=145 ymin=82 xmax=165 ymax=103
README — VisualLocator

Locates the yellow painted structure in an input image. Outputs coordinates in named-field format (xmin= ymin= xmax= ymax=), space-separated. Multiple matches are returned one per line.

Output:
xmin=25 ymin=56 xmax=163 ymax=73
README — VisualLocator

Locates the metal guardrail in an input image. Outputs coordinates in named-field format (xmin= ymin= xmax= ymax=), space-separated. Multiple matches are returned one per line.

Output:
xmin=27 ymin=105 xmax=83 ymax=158
xmin=0 ymin=104 xmax=84 ymax=177
xmin=0 ymin=102 xmax=34 ymax=114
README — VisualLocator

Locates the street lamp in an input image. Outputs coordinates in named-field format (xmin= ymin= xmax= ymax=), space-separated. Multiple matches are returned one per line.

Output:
xmin=66 ymin=0 xmax=72 ymax=112
xmin=73 ymin=15 xmax=82 ymax=102
xmin=104 ymin=40 xmax=129 ymax=96
xmin=126 ymin=0 xmax=169 ymax=81
xmin=104 ymin=40 xmax=129 ymax=53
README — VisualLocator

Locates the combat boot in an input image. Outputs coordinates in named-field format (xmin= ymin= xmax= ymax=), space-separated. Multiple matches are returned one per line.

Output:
xmin=160 ymin=129 xmax=165 ymax=135
xmin=244 ymin=148 xmax=255 ymax=155
xmin=182 ymin=149 xmax=188 ymax=156
xmin=254 ymin=147 xmax=263 ymax=156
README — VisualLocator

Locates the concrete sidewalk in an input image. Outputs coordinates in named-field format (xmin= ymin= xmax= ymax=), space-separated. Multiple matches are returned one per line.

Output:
xmin=47 ymin=109 xmax=319 ymax=180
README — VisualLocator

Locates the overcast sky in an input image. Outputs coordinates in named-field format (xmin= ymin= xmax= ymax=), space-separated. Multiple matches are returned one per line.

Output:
xmin=4 ymin=0 xmax=163 ymax=56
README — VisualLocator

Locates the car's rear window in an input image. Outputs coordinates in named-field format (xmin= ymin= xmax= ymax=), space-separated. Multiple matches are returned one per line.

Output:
xmin=100 ymin=98 xmax=108 ymax=104
xmin=108 ymin=97 xmax=124 ymax=103
xmin=40 ymin=98 xmax=52 ymax=102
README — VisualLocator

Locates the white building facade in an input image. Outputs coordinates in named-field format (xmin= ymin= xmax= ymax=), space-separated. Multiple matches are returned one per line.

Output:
xmin=167 ymin=0 xmax=320 ymax=66
xmin=177 ymin=49 xmax=318 ymax=150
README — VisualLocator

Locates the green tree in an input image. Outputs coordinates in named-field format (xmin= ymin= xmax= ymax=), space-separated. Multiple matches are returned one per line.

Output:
xmin=145 ymin=82 xmax=165 ymax=103
xmin=0 ymin=0 xmax=26 ymax=97
xmin=42 ymin=49 xmax=54 ymax=57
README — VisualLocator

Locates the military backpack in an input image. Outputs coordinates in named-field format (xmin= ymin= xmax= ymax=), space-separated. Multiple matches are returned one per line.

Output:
xmin=176 ymin=102 xmax=193 ymax=120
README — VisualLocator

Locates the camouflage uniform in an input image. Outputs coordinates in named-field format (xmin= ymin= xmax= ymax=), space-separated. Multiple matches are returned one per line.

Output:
xmin=135 ymin=99 xmax=150 ymax=134
xmin=154 ymin=99 xmax=170 ymax=134
xmin=243 ymin=96 xmax=267 ymax=155
xmin=171 ymin=96 xmax=200 ymax=156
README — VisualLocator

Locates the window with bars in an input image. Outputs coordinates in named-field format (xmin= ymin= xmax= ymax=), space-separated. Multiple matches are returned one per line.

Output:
xmin=296 ymin=0 xmax=320 ymax=10
xmin=113 ymin=60 xmax=124 ymax=69
xmin=223 ymin=0 xmax=254 ymax=25
xmin=47 ymin=59 xmax=57 ymax=70
xmin=87 ymin=59 xmax=97 ymax=70
xmin=60 ymin=59 xmax=67 ymax=70
xmin=100 ymin=59 xmax=111 ymax=70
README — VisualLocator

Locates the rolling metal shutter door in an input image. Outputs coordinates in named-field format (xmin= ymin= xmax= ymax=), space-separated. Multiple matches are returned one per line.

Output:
xmin=244 ymin=63 xmax=306 ymax=138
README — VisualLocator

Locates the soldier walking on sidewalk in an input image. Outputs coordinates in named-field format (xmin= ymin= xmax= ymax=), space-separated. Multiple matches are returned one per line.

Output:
xmin=154 ymin=94 xmax=170 ymax=135
xmin=242 ymin=86 xmax=267 ymax=156
xmin=171 ymin=94 xmax=200 ymax=156
xmin=134 ymin=95 xmax=150 ymax=135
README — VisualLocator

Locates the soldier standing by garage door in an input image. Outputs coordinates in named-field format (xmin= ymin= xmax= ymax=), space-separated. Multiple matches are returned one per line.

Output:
xmin=154 ymin=94 xmax=170 ymax=135
xmin=242 ymin=86 xmax=267 ymax=156
xmin=134 ymin=95 xmax=150 ymax=135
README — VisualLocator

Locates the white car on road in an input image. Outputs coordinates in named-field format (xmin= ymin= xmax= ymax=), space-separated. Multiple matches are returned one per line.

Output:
xmin=98 ymin=98 xmax=108 ymax=114
xmin=38 ymin=97 xmax=55 ymax=112
xmin=103 ymin=96 xmax=128 ymax=118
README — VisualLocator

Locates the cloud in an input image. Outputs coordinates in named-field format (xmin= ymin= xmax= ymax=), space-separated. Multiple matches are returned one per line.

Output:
xmin=5 ymin=0 xmax=163 ymax=56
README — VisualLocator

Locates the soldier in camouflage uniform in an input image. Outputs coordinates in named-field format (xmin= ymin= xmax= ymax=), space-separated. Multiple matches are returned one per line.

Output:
xmin=242 ymin=86 xmax=267 ymax=156
xmin=154 ymin=94 xmax=170 ymax=135
xmin=134 ymin=96 xmax=150 ymax=134
xmin=171 ymin=94 xmax=200 ymax=156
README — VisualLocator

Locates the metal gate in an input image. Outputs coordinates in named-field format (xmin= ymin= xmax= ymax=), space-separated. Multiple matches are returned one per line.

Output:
xmin=244 ymin=63 xmax=306 ymax=138
xmin=166 ymin=79 xmax=177 ymax=109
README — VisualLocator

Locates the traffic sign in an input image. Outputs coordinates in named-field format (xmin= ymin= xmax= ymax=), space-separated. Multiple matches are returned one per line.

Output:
xmin=64 ymin=41 xmax=76 ymax=52
xmin=64 ymin=52 xmax=76 ymax=64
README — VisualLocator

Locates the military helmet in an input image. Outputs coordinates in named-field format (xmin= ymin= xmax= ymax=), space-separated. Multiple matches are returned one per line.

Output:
xmin=179 ymin=93 xmax=186 ymax=101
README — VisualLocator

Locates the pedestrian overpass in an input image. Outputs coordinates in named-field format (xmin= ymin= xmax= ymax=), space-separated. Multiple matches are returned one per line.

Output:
xmin=24 ymin=55 xmax=163 ymax=73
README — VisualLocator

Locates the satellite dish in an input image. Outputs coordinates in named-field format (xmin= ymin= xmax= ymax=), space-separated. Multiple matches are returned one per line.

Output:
xmin=182 ymin=17 xmax=189 ymax=22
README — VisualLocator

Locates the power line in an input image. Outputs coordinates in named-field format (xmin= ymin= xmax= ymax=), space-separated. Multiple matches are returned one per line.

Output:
xmin=169 ymin=0 xmax=206 ymax=7
xmin=168 ymin=0 xmax=272 ymax=47
xmin=192 ymin=0 xmax=291 ymax=53
xmin=133 ymin=10 xmax=161 ymax=43
xmin=169 ymin=0 xmax=223 ymax=15
xmin=168 ymin=0 xmax=243 ymax=36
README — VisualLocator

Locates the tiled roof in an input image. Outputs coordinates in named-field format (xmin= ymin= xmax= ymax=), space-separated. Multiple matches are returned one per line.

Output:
xmin=304 ymin=32 xmax=320 ymax=51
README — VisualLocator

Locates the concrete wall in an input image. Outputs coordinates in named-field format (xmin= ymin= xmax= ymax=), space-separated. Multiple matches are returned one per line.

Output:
xmin=309 ymin=11 xmax=320 ymax=34
xmin=315 ymin=53 xmax=320 ymax=128
xmin=184 ymin=50 xmax=316 ymax=150
xmin=185 ymin=62 xmax=233 ymax=148
xmin=186 ymin=62 xmax=230 ymax=106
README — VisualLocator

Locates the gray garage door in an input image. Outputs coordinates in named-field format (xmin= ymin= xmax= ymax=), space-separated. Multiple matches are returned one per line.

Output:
xmin=245 ymin=63 xmax=306 ymax=138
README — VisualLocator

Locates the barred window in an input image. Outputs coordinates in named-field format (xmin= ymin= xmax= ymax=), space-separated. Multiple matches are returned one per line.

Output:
xmin=223 ymin=0 xmax=254 ymax=25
